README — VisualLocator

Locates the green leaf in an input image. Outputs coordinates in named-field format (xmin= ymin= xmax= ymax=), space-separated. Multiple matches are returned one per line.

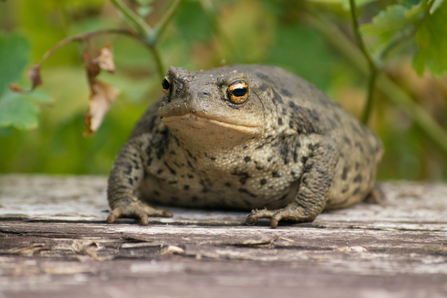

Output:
xmin=0 ymin=32 xmax=30 ymax=95
xmin=360 ymin=5 xmax=410 ymax=36
xmin=359 ymin=2 xmax=426 ymax=41
xmin=413 ymin=1 xmax=447 ymax=75
xmin=359 ymin=2 xmax=426 ymax=56
xmin=0 ymin=90 xmax=39 ymax=130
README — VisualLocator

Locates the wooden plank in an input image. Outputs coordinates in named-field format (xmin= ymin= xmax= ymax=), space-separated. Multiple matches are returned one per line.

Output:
xmin=0 ymin=175 xmax=447 ymax=298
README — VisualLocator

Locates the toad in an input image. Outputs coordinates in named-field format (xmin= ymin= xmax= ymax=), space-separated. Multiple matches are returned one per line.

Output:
xmin=107 ymin=65 xmax=383 ymax=228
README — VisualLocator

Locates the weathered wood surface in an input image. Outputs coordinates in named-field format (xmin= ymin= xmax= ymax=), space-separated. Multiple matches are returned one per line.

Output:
xmin=0 ymin=174 xmax=446 ymax=298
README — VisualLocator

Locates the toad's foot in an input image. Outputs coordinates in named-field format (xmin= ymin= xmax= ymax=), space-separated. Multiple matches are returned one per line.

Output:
xmin=246 ymin=205 xmax=316 ymax=229
xmin=364 ymin=183 xmax=386 ymax=205
xmin=107 ymin=201 xmax=173 ymax=225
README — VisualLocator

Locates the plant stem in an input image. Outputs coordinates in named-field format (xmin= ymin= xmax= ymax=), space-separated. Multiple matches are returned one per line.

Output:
xmin=36 ymin=29 xmax=135 ymax=68
xmin=149 ymin=0 xmax=185 ymax=45
xmin=348 ymin=0 xmax=378 ymax=124
xmin=108 ymin=0 xmax=170 ymax=78
xmin=150 ymin=46 xmax=165 ymax=79
xmin=109 ymin=0 xmax=152 ymax=38
xmin=305 ymin=13 xmax=447 ymax=154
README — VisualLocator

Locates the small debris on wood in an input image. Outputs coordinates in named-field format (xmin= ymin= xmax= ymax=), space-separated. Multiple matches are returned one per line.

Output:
xmin=161 ymin=245 xmax=185 ymax=255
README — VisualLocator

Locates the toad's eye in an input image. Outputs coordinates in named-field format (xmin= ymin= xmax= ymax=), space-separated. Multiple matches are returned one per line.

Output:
xmin=227 ymin=81 xmax=249 ymax=104
xmin=162 ymin=76 xmax=172 ymax=94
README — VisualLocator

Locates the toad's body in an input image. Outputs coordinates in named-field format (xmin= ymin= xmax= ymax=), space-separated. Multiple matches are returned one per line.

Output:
xmin=107 ymin=65 xmax=383 ymax=228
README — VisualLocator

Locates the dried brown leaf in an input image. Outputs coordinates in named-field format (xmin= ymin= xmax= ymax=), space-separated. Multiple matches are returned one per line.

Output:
xmin=83 ymin=80 xmax=119 ymax=136
xmin=83 ymin=50 xmax=100 ymax=86
xmin=92 ymin=45 xmax=115 ymax=73
xmin=82 ymin=45 xmax=118 ymax=136
xmin=9 ymin=66 xmax=42 ymax=94
xmin=9 ymin=83 xmax=23 ymax=92
xmin=28 ymin=65 xmax=43 ymax=90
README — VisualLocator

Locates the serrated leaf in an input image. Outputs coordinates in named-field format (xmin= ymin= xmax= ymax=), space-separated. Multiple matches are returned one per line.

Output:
xmin=413 ymin=1 xmax=447 ymax=75
xmin=0 ymin=32 xmax=30 ymax=95
xmin=404 ymin=1 xmax=426 ymax=20
xmin=360 ymin=5 xmax=410 ymax=36
xmin=0 ymin=90 xmax=39 ymax=130
xmin=359 ymin=2 xmax=426 ymax=55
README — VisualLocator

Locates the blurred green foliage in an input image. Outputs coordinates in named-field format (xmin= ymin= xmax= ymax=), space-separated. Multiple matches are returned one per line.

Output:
xmin=0 ymin=0 xmax=446 ymax=180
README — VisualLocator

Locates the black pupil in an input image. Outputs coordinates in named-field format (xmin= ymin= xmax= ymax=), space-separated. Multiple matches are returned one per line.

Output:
xmin=232 ymin=87 xmax=247 ymax=97
xmin=162 ymin=78 xmax=171 ymax=90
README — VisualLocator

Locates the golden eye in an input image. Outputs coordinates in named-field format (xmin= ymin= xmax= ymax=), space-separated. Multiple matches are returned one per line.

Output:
xmin=162 ymin=76 xmax=172 ymax=94
xmin=227 ymin=81 xmax=249 ymax=104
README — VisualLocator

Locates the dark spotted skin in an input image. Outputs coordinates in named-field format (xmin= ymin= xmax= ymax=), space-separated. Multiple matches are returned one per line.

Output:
xmin=107 ymin=65 xmax=383 ymax=228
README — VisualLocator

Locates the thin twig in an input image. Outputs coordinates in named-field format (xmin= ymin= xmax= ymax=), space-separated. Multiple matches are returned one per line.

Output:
xmin=150 ymin=46 xmax=165 ymax=79
xmin=109 ymin=0 xmax=185 ymax=78
xmin=109 ymin=0 xmax=152 ymax=38
xmin=149 ymin=0 xmax=185 ymax=45
xmin=348 ymin=0 xmax=378 ymax=124
xmin=35 ymin=28 xmax=135 ymax=68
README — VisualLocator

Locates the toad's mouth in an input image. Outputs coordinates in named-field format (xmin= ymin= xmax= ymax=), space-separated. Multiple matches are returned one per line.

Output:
xmin=161 ymin=112 xmax=261 ymax=135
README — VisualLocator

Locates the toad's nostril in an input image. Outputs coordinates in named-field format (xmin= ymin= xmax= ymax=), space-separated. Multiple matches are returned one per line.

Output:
xmin=198 ymin=91 xmax=210 ymax=98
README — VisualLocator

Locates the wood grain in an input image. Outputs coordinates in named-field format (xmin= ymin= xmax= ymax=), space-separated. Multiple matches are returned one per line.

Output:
xmin=0 ymin=175 xmax=446 ymax=298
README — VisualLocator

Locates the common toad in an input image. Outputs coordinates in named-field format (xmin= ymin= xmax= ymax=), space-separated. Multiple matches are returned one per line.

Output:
xmin=107 ymin=65 xmax=383 ymax=228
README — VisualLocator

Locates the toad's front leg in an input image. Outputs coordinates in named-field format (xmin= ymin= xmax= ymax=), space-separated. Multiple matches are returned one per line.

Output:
xmin=107 ymin=135 xmax=172 ymax=225
xmin=246 ymin=138 xmax=339 ymax=228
